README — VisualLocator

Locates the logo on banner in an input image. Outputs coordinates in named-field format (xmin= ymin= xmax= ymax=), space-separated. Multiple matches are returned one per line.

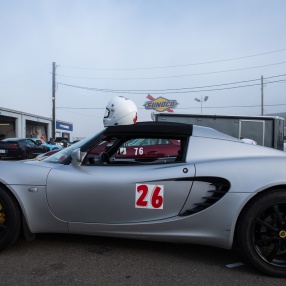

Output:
xmin=143 ymin=95 xmax=178 ymax=112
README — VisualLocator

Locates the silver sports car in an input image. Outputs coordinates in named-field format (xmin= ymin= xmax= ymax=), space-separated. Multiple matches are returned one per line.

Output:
xmin=0 ymin=122 xmax=286 ymax=277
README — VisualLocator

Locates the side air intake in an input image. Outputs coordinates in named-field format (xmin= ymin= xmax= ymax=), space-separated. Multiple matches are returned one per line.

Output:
xmin=179 ymin=177 xmax=230 ymax=216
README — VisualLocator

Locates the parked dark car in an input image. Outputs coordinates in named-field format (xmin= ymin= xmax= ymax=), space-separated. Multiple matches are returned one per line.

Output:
xmin=0 ymin=138 xmax=50 ymax=159
xmin=54 ymin=137 xmax=70 ymax=147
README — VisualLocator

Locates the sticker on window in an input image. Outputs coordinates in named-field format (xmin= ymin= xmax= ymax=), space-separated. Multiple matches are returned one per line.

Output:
xmin=135 ymin=184 xmax=164 ymax=209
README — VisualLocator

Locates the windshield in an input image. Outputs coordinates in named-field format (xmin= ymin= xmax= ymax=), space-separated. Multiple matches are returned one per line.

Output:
xmin=44 ymin=131 xmax=103 ymax=164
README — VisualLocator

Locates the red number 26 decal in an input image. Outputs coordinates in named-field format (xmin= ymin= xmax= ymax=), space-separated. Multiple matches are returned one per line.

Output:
xmin=135 ymin=184 xmax=164 ymax=209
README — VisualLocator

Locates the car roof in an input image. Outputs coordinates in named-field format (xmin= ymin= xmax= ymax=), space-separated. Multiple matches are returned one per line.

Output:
xmin=1 ymin=138 xmax=23 ymax=141
xmin=1 ymin=138 xmax=36 ymax=142
xmin=104 ymin=121 xmax=193 ymax=136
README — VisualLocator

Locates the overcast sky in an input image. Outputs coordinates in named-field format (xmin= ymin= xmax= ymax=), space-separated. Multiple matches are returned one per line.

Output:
xmin=1 ymin=0 xmax=286 ymax=138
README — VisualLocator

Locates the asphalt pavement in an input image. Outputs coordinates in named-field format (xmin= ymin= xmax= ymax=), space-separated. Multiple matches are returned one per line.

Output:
xmin=0 ymin=234 xmax=285 ymax=286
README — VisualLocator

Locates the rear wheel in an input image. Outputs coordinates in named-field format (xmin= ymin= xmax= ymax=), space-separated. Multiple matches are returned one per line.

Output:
xmin=0 ymin=186 xmax=21 ymax=251
xmin=237 ymin=190 xmax=286 ymax=277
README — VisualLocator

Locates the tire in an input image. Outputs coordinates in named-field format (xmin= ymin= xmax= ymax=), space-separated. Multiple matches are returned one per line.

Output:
xmin=23 ymin=148 xmax=31 ymax=159
xmin=237 ymin=189 xmax=286 ymax=277
xmin=0 ymin=186 xmax=21 ymax=251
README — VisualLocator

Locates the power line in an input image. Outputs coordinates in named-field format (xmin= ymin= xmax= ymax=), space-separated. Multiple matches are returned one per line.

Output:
xmin=57 ymin=77 xmax=286 ymax=95
xmin=56 ymin=61 xmax=286 ymax=80
xmin=59 ymin=48 xmax=286 ymax=71
xmin=57 ymin=103 xmax=286 ymax=111
xmin=56 ymin=73 xmax=286 ymax=93
xmin=57 ymin=78 xmax=261 ymax=93
xmin=59 ymin=77 xmax=262 ymax=92
xmin=58 ymin=81 xmax=261 ymax=94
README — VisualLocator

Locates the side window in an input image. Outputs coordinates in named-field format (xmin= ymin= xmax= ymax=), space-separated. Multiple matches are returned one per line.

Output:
xmin=158 ymin=139 xmax=171 ymax=145
xmin=114 ymin=137 xmax=182 ymax=163
xmin=84 ymin=136 xmax=185 ymax=165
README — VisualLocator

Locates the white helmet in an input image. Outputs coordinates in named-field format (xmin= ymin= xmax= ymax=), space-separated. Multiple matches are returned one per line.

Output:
xmin=103 ymin=96 xmax=138 ymax=127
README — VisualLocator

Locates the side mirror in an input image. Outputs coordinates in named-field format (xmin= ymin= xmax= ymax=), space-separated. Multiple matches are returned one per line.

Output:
xmin=71 ymin=148 xmax=86 ymax=166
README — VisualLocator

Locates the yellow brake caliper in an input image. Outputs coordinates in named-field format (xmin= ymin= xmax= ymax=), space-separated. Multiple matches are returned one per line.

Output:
xmin=0 ymin=203 xmax=6 ymax=224
xmin=279 ymin=230 xmax=286 ymax=239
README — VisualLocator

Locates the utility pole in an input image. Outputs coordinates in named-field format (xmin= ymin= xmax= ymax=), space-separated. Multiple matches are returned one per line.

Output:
xmin=52 ymin=62 xmax=56 ymax=139
xmin=261 ymin=75 xmax=264 ymax=115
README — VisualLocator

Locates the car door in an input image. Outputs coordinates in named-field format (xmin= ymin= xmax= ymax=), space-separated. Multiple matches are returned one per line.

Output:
xmin=46 ymin=162 xmax=195 ymax=224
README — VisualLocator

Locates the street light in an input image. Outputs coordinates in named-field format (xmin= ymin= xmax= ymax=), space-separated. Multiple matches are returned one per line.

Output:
xmin=195 ymin=95 xmax=209 ymax=114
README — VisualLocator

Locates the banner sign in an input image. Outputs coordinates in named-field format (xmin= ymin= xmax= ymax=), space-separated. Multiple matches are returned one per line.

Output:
xmin=144 ymin=95 xmax=178 ymax=112
xmin=56 ymin=120 xmax=73 ymax=131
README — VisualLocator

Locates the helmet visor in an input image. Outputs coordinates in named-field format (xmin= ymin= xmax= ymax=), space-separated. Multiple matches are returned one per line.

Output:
xmin=104 ymin=108 xmax=110 ymax=118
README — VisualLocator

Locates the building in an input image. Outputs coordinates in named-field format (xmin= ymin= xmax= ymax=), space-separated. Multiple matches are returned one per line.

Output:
xmin=0 ymin=107 xmax=73 ymax=141
xmin=267 ymin=112 xmax=286 ymax=139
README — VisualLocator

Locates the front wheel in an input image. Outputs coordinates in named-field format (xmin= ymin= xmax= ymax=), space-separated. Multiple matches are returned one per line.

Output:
xmin=237 ymin=190 xmax=286 ymax=277
xmin=0 ymin=186 xmax=21 ymax=251
xmin=22 ymin=148 xmax=31 ymax=159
